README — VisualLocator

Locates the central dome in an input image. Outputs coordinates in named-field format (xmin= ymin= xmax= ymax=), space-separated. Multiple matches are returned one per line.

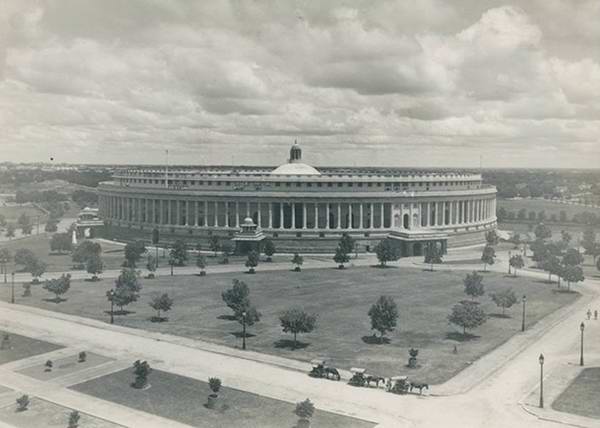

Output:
xmin=271 ymin=163 xmax=321 ymax=175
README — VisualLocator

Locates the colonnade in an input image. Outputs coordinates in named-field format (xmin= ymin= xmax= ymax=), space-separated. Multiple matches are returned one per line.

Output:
xmin=100 ymin=195 xmax=496 ymax=231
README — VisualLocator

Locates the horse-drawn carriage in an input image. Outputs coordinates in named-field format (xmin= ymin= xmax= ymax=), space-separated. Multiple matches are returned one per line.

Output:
xmin=385 ymin=376 xmax=429 ymax=395
xmin=308 ymin=359 xmax=340 ymax=381
xmin=348 ymin=368 xmax=386 ymax=388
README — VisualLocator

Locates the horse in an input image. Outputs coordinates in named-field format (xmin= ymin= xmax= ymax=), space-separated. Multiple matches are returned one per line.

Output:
xmin=409 ymin=381 xmax=429 ymax=394
xmin=324 ymin=367 xmax=341 ymax=381
xmin=366 ymin=375 xmax=386 ymax=388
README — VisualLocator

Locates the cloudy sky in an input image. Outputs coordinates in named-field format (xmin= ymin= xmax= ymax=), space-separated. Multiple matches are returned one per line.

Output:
xmin=1 ymin=1 xmax=599 ymax=168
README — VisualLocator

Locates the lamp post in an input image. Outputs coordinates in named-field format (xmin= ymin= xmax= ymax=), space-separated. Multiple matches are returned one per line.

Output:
xmin=539 ymin=353 xmax=544 ymax=408
xmin=580 ymin=322 xmax=585 ymax=366
xmin=521 ymin=295 xmax=527 ymax=332
xmin=10 ymin=272 xmax=15 ymax=304
xmin=108 ymin=289 xmax=115 ymax=324
xmin=508 ymin=251 xmax=512 ymax=275
xmin=241 ymin=311 xmax=247 ymax=350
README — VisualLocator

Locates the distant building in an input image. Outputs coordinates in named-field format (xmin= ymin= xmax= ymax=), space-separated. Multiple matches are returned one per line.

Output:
xmin=75 ymin=207 xmax=104 ymax=239
xmin=98 ymin=142 xmax=497 ymax=254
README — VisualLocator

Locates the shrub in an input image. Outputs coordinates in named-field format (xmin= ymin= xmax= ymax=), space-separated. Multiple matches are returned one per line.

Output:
xmin=68 ymin=410 xmax=81 ymax=428
xmin=16 ymin=395 xmax=29 ymax=412
xmin=78 ymin=351 xmax=87 ymax=363
xmin=208 ymin=377 xmax=222 ymax=396
xmin=294 ymin=399 xmax=315 ymax=421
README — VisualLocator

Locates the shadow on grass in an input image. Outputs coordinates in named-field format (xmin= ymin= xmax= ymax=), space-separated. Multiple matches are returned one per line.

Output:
xmin=370 ymin=264 xmax=397 ymax=269
xmin=150 ymin=316 xmax=169 ymax=323
xmin=534 ymin=279 xmax=555 ymax=285
xmin=552 ymin=288 xmax=578 ymax=294
xmin=361 ymin=335 xmax=391 ymax=345
xmin=104 ymin=309 xmax=135 ymax=316
xmin=273 ymin=339 xmax=310 ymax=350
xmin=84 ymin=278 xmax=102 ymax=283
xmin=445 ymin=332 xmax=480 ymax=342
xmin=42 ymin=297 xmax=67 ymax=304
xmin=230 ymin=331 xmax=256 ymax=339
xmin=217 ymin=314 xmax=237 ymax=321
xmin=488 ymin=313 xmax=511 ymax=319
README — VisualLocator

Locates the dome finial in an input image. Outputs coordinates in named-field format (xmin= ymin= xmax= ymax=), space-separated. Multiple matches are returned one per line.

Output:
xmin=289 ymin=140 xmax=302 ymax=163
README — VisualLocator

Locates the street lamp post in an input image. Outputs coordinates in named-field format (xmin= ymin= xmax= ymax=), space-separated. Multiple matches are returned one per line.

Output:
xmin=108 ymin=289 xmax=115 ymax=324
xmin=242 ymin=311 xmax=247 ymax=350
xmin=10 ymin=272 xmax=15 ymax=304
xmin=580 ymin=322 xmax=585 ymax=366
xmin=521 ymin=295 xmax=527 ymax=332
xmin=508 ymin=251 xmax=512 ymax=275
xmin=539 ymin=354 xmax=544 ymax=408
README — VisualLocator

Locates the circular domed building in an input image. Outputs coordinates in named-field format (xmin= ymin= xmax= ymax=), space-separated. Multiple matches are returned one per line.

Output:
xmin=97 ymin=142 xmax=497 ymax=255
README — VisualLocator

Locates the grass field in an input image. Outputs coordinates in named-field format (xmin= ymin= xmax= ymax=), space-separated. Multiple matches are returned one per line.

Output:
xmin=0 ymin=205 xmax=47 ymax=224
xmin=71 ymin=368 xmax=375 ymax=428
xmin=0 ymin=397 xmax=122 ymax=428
xmin=0 ymin=331 xmax=63 ymax=365
xmin=6 ymin=266 xmax=579 ymax=384
xmin=498 ymin=198 xmax=600 ymax=218
xmin=552 ymin=368 xmax=600 ymax=419
xmin=17 ymin=352 xmax=113 ymax=381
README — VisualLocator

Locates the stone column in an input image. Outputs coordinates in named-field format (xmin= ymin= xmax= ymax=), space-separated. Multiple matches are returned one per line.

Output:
xmin=292 ymin=202 xmax=296 ymax=229
xmin=235 ymin=202 xmax=240 ymax=227
xmin=426 ymin=202 xmax=431 ymax=227
xmin=268 ymin=203 xmax=273 ymax=228
xmin=177 ymin=200 xmax=182 ymax=226
xmin=258 ymin=203 xmax=262 ymax=227
xmin=204 ymin=201 xmax=208 ymax=226
xmin=337 ymin=203 xmax=341 ymax=229
xmin=326 ymin=204 xmax=330 ymax=229
xmin=185 ymin=200 xmax=190 ymax=226
xmin=380 ymin=203 xmax=384 ymax=228
xmin=159 ymin=200 xmax=163 ymax=224
xmin=280 ymin=203 xmax=284 ymax=229
xmin=359 ymin=204 xmax=364 ymax=229
xmin=369 ymin=203 xmax=374 ymax=229
xmin=167 ymin=200 xmax=172 ymax=225
xmin=348 ymin=204 xmax=353 ymax=229
xmin=225 ymin=202 xmax=229 ymax=228
xmin=314 ymin=204 xmax=318 ymax=229
xmin=214 ymin=201 xmax=218 ymax=226
xmin=302 ymin=204 xmax=307 ymax=229
xmin=195 ymin=201 xmax=199 ymax=226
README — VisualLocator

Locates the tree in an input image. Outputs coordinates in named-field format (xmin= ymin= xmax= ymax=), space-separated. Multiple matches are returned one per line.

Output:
xmin=291 ymin=253 xmax=304 ymax=272
xmin=245 ymin=250 xmax=259 ymax=273
xmin=5 ymin=223 xmax=16 ymax=239
xmin=491 ymin=288 xmax=518 ymax=316
xmin=208 ymin=235 xmax=220 ymax=257
xmin=339 ymin=233 xmax=355 ymax=255
xmin=44 ymin=219 xmax=58 ymax=233
xmin=43 ymin=273 xmax=71 ymax=302
xmin=367 ymin=296 xmax=399 ymax=342
xmin=534 ymin=223 xmax=552 ymax=241
xmin=17 ymin=213 xmax=32 ymax=235
xmin=86 ymin=254 xmax=104 ymax=281
xmin=27 ymin=258 xmax=47 ymax=283
xmin=169 ymin=240 xmax=188 ymax=266
xmin=563 ymin=248 xmax=584 ymax=267
xmin=132 ymin=360 xmax=151 ymax=389
xmin=146 ymin=254 xmax=157 ymax=278
xmin=68 ymin=411 xmax=81 ymax=428
xmin=72 ymin=241 xmax=102 ymax=267
xmin=424 ymin=241 xmax=443 ymax=271
xmin=562 ymin=265 xmax=584 ymax=291
xmin=149 ymin=293 xmax=173 ymax=321
xmin=448 ymin=301 xmax=487 ymax=337
xmin=49 ymin=233 xmax=72 ymax=254
xmin=222 ymin=279 xmax=251 ymax=317
xmin=14 ymin=249 xmax=35 ymax=267
xmin=561 ymin=230 xmax=572 ymax=247
xmin=541 ymin=255 xmax=562 ymax=283
xmin=108 ymin=268 xmax=143 ymax=312
xmin=279 ymin=307 xmax=317 ymax=349
xmin=463 ymin=271 xmax=485 ymax=301
xmin=124 ymin=241 xmax=146 ymax=267
xmin=480 ymin=245 xmax=495 ymax=271
xmin=0 ymin=248 xmax=11 ymax=271
xmin=196 ymin=253 xmax=207 ymax=276
xmin=509 ymin=254 xmax=524 ymax=277
xmin=16 ymin=395 xmax=30 ymax=412
xmin=485 ymin=230 xmax=499 ymax=246
xmin=333 ymin=245 xmax=349 ymax=269
xmin=263 ymin=238 xmax=276 ymax=262
xmin=581 ymin=228 xmax=596 ymax=257
xmin=374 ymin=240 xmax=399 ymax=267
xmin=294 ymin=399 xmax=315 ymax=428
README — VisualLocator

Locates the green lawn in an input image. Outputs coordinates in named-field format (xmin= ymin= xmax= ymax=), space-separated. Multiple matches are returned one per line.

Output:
xmin=0 ymin=397 xmax=122 ymax=428
xmin=0 ymin=331 xmax=63 ymax=365
xmin=552 ymin=368 xmax=600 ymax=419
xmin=17 ymin=352 xmax=113 ymax=381
xmin=498 ymin=198 xmax=600 ymax=219
xmin=6 ymin=266 xmax=579 ymax=384
xmin=0 ymin=205 xmax=47 ymax=224
xmin=71 ymin=368 xmax=375 ymax=428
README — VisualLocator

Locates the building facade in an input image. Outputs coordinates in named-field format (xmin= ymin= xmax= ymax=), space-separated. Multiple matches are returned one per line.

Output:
xmin=98 ymin=143 xmax=497 ymax=254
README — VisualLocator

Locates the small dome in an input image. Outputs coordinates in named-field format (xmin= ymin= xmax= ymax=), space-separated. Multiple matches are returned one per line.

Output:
xmin=243 ymin=217 xmax=254 ymax=225
xmin=271 ymin=163 xmax=321 ymax=175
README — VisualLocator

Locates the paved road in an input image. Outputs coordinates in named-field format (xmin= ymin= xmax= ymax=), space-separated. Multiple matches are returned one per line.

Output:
xmin=0 ymin=247 xmax=598 ymax=427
